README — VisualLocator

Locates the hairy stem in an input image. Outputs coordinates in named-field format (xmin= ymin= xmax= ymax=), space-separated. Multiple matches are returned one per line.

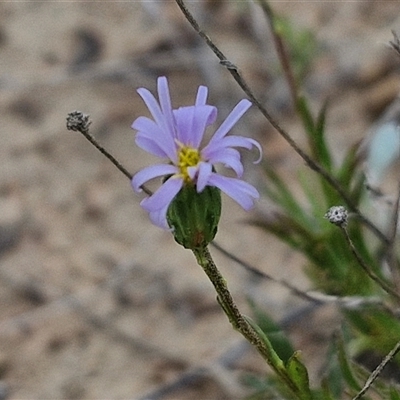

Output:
xmin=192 ymin=246 xmax=308 ymax=399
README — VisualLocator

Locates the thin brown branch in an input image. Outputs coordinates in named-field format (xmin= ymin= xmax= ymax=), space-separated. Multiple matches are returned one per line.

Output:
xmin=174 ymin=0 xmax=388 ymax=246
xmin=211 ymin=241 xmax=321 ymax=304
xmin=342 ymin=226 xmax=400 ymax=302
xmin=352 ymin=339 xmax=400 ymax=400
xmin=66 ymin=111 xmax=153 ymax=196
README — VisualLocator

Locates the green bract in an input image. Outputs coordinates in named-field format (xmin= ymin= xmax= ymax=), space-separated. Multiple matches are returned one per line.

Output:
xmin=166 ymin=183 xmax=221 ymax=249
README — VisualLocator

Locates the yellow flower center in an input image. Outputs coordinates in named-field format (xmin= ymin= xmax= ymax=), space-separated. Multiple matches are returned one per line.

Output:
xmin=177 ymin=145 xmax=200 ymax=183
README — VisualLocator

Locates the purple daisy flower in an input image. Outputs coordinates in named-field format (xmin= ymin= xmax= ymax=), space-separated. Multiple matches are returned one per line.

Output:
xmin=132 ymin=76 xmax=261 ymax=229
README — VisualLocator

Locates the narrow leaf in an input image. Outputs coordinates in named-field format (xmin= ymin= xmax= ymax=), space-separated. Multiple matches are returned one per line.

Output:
xmin=336 ymin=334 xmax=362 ymax=392
xmin=286 ymin=351 xmax=312 ymax=400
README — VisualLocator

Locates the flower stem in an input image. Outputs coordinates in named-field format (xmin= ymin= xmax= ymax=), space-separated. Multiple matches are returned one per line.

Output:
xmin=341 ymin=226 xmax=400 ymax=302
xmin=192 ymin=246 xmax=308 ymax=399
xmin=66 ymin=111 xmax=153 ymax=196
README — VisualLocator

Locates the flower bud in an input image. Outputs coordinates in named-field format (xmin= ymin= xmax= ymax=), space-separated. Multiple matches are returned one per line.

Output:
xmin=167 ymin=184 xmax=221 ymax=249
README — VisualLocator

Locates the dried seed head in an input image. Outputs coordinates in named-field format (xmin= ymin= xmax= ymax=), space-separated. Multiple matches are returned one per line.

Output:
xmin=324 ymin=206 xmax=348 ymax=227
xmin=66 ymin=111 xmax=91 ymax=134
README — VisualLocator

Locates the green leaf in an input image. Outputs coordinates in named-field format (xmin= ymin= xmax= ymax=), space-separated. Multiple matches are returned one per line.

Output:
xmin=249 ymin=211 xmax=316 ymax=253
xmin=336 ymin=334 xmax=362 ymax=392
xmin=345 ymin=308 xmax=400 ymax=356
xmin=244 ymin=315 xmax=286 ymax=372
xmin=314 ymin=99 xmax=333 ymax=170
xmin=248 ymin=299 xmax=295 ymax=364
xmin=297 ymin=169 xmax=327 ymax=216
xmin=320 ymin=377 xmax=339 ymax=400
xmin=273 ymin=14 xmax=317 ymax=80
xmin=320 ymin=339 xmax=344 ymax=399
xmin=286 ymin=352 xmax=312 ymax=400
xmin=262 ymin=160 xmax=307 ymax=219
xmin=390 ymin=386 xmax=400 ymax=400
xmin=296 ymin=95 xmax=315 ymax=137
xmin=336 ymin=142 xmax=363 ymax=190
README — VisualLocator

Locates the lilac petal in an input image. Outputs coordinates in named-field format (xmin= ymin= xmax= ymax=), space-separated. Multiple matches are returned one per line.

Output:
xmin=196 ymin=86 xmax=208 ymax=106
xmin=173 ymin=106 xmax=196 ymax=145
xmin=132 ymin=116 xmax=166 ymax=141
xmin=132 ymin=117 xmax=170 ymax=153
xmin=187 ymin=165 xmax=199 ymax=181
xmin=208 ymin=173 xmax=259 ymax=210
xmin=202 ymin=105 xmax=218 ymax=128
xmin=131 ymin=103 xmax=177 ymax=161
xmin=157 ymin=77 xmax=176 ymax=137
xmin=217 ymin=136 xmax=262 ymax=158
xmin=135 ymin=133 xmax=171 ymax=159
xmin=204 ymin=147 xmax=243 ymax=177
xmin=148 ymin=205 xmax=171 ymax=230
xmin=209 ymin=99 xmax=252 ymax=142
xmin=132 ymin=164 xmax=178 ymax=192
xmin=196 ymin=162 xmax=212 ymax=192
xmin=136 ymin=89 xmax=177 ymax=162
xmin=137 ymin=87 xmax=165 ymax=128
xmin=141 ymin=176 xmax=183 ymax=212
xmin=205 ymin=136 xmax=262 ymax=164
xmin=228 ymin=137 xmax=262 ymax=163
xmin=133 ymin=117 xmax=174 ymax=158
xmin=174 ymin=105 xmax=217 ymax=147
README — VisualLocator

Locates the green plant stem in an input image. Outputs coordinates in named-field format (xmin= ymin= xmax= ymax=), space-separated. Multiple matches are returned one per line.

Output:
xmin=192 ymin=246 xmax=308 ymax=400
xmin=341 ymin=226 xmax=400 ymax=302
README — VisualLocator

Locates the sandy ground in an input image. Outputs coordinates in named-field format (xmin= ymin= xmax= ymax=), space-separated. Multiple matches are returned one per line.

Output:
xmin=1 ymin=2 xmax=400 ymax=399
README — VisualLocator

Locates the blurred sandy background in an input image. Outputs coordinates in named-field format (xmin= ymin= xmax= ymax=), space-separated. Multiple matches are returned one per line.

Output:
xmin=0 ymin=2 xmax=399 ymax=399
